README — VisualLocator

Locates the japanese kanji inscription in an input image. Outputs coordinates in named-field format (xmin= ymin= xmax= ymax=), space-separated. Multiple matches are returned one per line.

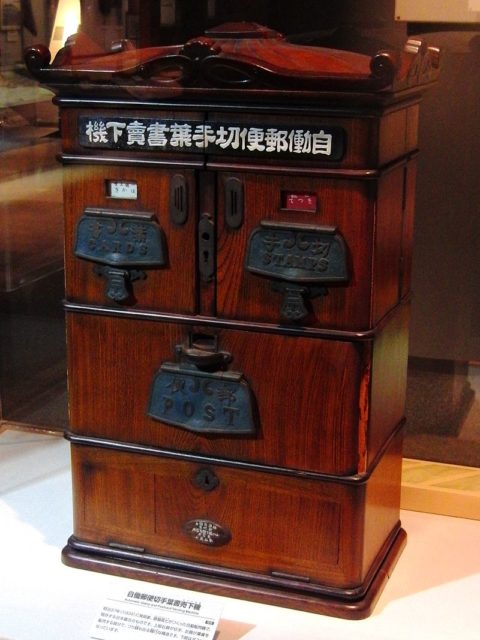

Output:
xmin=79 ymin=116 xmax=345 ymax=160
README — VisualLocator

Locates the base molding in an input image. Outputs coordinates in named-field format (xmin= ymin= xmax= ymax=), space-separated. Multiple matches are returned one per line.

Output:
xmin=62 ymin=528 xmax=406 ymax=620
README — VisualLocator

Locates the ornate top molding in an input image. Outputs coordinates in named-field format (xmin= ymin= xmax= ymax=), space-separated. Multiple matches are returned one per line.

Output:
xmin=24 ymin=22 xmax=440 ymax=99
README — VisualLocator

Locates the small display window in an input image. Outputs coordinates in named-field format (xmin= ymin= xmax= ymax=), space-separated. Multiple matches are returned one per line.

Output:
xmin=106 ymin=180 xmax=138 ymax=200
xmin=281 ymin=192 xmax=318 ymax=212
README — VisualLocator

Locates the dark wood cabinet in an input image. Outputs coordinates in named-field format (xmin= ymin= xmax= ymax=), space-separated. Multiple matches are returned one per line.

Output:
xmin=26 ymin=23 xmax=439 ymax=619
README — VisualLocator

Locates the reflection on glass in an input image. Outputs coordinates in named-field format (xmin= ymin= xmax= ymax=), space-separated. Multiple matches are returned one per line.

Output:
xmin=49 ymin=0 xmax=81 ymax=59
xmin=405 ymin=360 xmax=480 ymax=467
xmin=403 ymin=30 xmax=480 ymax=469
xmin=1 ymin=9 xmax=67 ymax=429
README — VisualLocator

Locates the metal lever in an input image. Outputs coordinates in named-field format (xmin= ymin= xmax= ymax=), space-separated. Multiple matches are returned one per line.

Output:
xmin=272 ymin=282 xmax=327 ymax=322
xmin=94 ymin=265 xmax=144 ymax=302
xmin=175 ymin=343 xmax=232 ymax=370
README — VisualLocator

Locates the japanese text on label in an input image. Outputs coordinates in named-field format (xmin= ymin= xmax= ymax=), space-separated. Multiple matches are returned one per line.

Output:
xmin=79 ymin=117 xmax=345 ymax=159
xmin=91 ymin=587 xmax=221 ymax=640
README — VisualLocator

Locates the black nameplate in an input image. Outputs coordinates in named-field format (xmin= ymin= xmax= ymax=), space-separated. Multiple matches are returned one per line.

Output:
xmin=78 ymin=116 xmax=345 ymax=161
xmin=148 ymin=363 xmax=256 ymax=435
xmin=246 ymin=222 xmax=349 ymax=284
xmin=184 ymin=519 xmax=231 ymax=547
xmin=74 ymin=208 xmax=166 ymax=267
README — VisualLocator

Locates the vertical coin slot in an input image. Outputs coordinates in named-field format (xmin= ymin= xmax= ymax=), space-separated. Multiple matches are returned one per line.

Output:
xmin=224 ymin=177 xmax=244 ymax=229
xmin=170 ymin=174 xmax=189 ymax=225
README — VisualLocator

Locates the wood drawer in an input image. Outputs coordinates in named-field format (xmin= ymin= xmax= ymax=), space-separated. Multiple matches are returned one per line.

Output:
xmin=66 ymin=304 xmax=409 ymax=476
xmin=68 ymin=429 xmax=403 ymax=595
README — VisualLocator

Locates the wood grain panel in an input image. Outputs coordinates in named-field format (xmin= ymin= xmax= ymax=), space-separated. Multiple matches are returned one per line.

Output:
xmin=80 ymin=463 xmax=155 ymax=534
xmin=368 ymin=303 xmax=409 ymax=469
xmin=69 ymin=436 xmax=403 ymax=590
xmin=372 ymin=165 xmax=405 ymax=324
xmin=400 ymin=159 xmax=417 ymax=299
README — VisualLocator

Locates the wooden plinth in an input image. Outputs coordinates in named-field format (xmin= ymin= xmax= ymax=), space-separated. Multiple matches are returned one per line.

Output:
xmin=62 ymin=528 xmax=406 ymax=620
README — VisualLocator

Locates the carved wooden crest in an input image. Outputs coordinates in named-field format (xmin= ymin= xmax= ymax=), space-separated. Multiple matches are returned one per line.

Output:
xmin=25 ymin=22 xmax=440 ymax=97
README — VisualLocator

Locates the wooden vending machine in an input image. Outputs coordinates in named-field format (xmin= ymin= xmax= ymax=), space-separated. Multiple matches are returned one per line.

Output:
xmin=26 ymin=23 xmax=439 ymax=618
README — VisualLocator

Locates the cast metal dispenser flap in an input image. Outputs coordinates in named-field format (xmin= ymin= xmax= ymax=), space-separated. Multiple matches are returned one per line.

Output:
xmin=246 ymin=221 xmax=349 ymax=322
xmin=74 ymin=207 xmax=166 ymax=302
xmin=246 ymin=221 xmax=348 ymax=283
xmin=75 ymin=208 xmax=166 ymax=267
xmin=148 ymin=337 xmax=257 ymax=435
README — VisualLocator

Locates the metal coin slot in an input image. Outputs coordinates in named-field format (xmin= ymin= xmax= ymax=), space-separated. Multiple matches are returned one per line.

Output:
xmin=170 ymin=174 xmax=189 ymax=225
xmin=224 ymin=177 xmax=244 ymax=229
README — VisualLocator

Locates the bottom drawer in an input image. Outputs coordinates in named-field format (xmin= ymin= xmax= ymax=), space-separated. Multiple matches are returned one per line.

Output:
xmin=66 ymin=428 xmax=404 ymax=607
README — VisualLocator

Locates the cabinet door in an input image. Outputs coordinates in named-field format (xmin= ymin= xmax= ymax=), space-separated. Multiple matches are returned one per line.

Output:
xmin=63 ymin=165 xmax=197 ymax=314
xmin=216 ymin=169 xmax=407 ymax=331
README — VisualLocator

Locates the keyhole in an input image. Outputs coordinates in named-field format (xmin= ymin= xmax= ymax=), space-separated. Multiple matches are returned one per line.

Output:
xmin=199 ymin=214 xmax=214 ymax=281
xmin=202 ymin=231 xmax=210 ymax=263
xmin=194 ymin=468 xmax=219 ymax=492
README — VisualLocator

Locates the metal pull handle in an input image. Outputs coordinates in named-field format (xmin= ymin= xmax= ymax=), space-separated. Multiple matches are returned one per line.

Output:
xmin=93 ymin=265 xmax=145 ymax=302
xmin=176 ymin=343 xmax=232 ymax=370
xmin=271 ymin=282 xmax=328 ymax=323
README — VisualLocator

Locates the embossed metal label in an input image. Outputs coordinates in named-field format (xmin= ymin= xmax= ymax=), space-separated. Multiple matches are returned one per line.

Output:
xmin=246 ymin=222 xmax=348 ymax=284
xmin=184 ymin=519 xmax=231 ymax=547
xmin=78 ymin=116 xmax=345 ymax=161
xmin=74 ymin=208 xmax=166 ymax=267
xmin=148 ymin=364 xmax=256 ymax=434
